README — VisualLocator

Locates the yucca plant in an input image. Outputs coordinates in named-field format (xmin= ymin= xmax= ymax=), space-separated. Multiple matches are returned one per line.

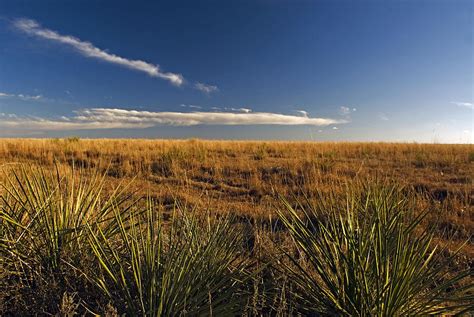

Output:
xmin=278 ymin=183 xmax=473 ymax=316
xmin=0 ymin=164 xmax=134 ymax=279
xmin=86 ymin=201 xmax=252 ymax=316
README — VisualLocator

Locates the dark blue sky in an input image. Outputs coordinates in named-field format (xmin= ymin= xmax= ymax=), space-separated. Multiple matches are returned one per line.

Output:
xmin=0 ymin=0 xmax=472 ymax=142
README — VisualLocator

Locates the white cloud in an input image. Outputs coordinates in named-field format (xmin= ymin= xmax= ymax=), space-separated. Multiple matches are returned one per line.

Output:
xmin=339 ymin=106 xmax=351 ymax=116
xmin=0 ymin=108 xmax=346 ymax=130
xmin=451 ymin=101 xmax=473 ymax=109
xmin=295 ymin=110 xmax=308 ymax=117
xmin=18 ymin=94 xmax=42 ymax=100
xmin=194 ymin=82 xmax=218 ymax=94
xmin=339 ymin=106 xmax=356 ymax=116
xmin=378 ymin=113 xmax=389 ymax=121
xmin=231 ymin=107 xmax=252 ymax=113
xmin=13 ymin=18 xmax=184 ymax=86
xmin=0 ymin=92 xmax=42 ymax=100
xmin=180 ymin=104 xmax=202 ymax=109
xmin=332 ymin=126 xmax=339 ymax=130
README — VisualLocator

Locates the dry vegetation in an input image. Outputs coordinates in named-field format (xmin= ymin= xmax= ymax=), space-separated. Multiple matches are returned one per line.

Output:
xmin=0 ymin=138 xmax=473 ymax=315
xmin=0 ymin=139 xmax=472 ymax=242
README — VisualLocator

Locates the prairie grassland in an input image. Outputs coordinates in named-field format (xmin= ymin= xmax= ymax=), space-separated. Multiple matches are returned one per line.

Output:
xmin=0 ymin=139 xmax=472 ymax=258
xmin=0 ymin=138 xmax=472 ymax=315
xmin=1 ymin=139 xmax=472 ymax=235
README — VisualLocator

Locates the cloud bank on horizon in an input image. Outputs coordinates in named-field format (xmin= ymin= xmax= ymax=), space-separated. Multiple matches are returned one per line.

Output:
xmin=0 ymin=108 xmax=345 ymax=131
xmin=13 ymin=18 xmax=204 ymax=88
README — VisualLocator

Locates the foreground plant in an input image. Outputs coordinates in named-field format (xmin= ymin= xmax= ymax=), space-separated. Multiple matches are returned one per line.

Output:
xmin=278 ymin=183 xmax=473 ymax=316
xmin=0 ymin=164 xmax=133 ymax=279
xmin=87 ymin=202 xmax=252 ymax=316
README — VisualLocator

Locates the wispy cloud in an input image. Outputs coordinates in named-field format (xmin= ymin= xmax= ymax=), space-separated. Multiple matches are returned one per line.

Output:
xmin=451 ymin=101 xmax=473 ymax=109
xmin=0 ymin=91 xmax=42 ymax=100
xmin=338 ymin=106 xmax=356 ymax=116
xmin=18 ymin=94 xmax=42 ymax=100
xmin=13 ymin=18 xmax=184 ymax=86
xmin=295 ymin=110 xmax=309 ymax=117
xmin=194 ymin=82 xmax=218 ymax=94
xmin=339 ymin=106 xmax=350 ymax=116
xmin=0 ymin=108 xmax=346 ymax=130
xmin=231 ymin=107 xmax=252 ymax=113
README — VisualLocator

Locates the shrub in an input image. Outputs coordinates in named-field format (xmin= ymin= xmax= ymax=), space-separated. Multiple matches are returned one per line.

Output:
xmin=0 ymin=165 xmax=133 ymax=280
xmin=277 ymin=183 xmax=473 ymax=315
xmin=86 ymin=203 xmax=253 ymax=315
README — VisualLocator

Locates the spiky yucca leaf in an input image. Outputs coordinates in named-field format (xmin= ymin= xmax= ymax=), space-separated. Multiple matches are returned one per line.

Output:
xmin=278 ymin=183 xmax=473 ymax=316
xmin=0 ymin=164 xmax=133 ymax=278
xmin=87 ymin=202 xmax=252 ymax=316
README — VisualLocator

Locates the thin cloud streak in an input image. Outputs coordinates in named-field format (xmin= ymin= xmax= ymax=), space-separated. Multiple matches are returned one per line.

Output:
xmin=295 ymin=110 xmax=309 ymax=117
xmin=451 ymin=101 xmax=473 ymax=109
xmin=194 ymin=82 xmax=218 ymax=94
xmin=0 ymin=108 xmax=346 ymax=130
xmin=0 ymin=91 xmax=42 ymax=100
xmin=230 ymin=107 xmax=252 ymax=113
xmin=13 ymin=18 xmax=184 ymax=86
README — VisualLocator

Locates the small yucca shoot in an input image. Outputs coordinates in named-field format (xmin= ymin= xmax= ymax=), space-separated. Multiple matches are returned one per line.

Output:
xmin=86 ymin=201 xmax=251 ymax=316
xmin=278 ymin=183 xmax=473 ymax=316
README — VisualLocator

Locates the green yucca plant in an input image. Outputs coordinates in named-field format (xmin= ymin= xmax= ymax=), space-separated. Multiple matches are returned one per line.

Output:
xmin=0 ymin=164 xmax=134 ymax=278
xmin=86 ymin=201 xmax=252 ymax=316
xmin=278 ymin=183 xmax=473 ymax=316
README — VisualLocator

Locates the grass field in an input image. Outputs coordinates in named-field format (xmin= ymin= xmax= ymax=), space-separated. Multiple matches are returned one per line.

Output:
xmin=1 ymin=139 xmax=473 ymax=315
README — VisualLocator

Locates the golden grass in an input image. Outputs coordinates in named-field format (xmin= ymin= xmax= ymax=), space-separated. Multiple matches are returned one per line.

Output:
xmin=0 ymin=138 xmax=472 ymax=239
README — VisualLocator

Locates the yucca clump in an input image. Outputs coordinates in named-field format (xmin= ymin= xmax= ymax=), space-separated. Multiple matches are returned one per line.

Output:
xmin=86 ymin=202 xmax=252 ymax=316
xmin=0 ymin=165 xmax=136 ymax=313
xmin=278 ymin=183 xmax=473 ymax=316
xmin=0 ymin=165 xmax=133 ymax=277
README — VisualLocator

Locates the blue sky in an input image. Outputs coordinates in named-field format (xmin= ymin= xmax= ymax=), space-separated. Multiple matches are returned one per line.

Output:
xmin=0 ymin=0 xmax=472 ymax=142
